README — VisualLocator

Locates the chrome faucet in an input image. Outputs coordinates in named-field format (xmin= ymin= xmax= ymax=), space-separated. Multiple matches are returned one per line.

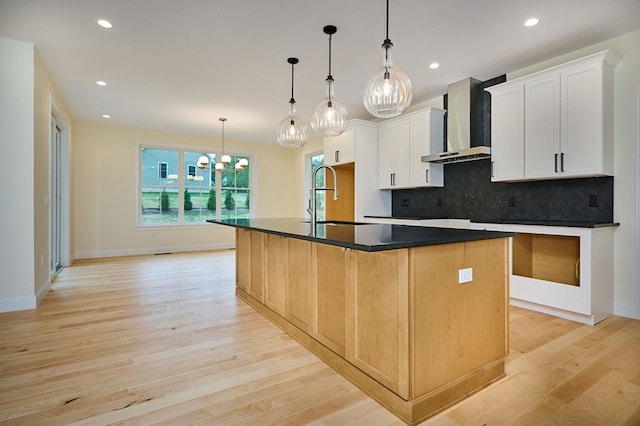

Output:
xmin=307 ymin=164 xmax=339 ymax=229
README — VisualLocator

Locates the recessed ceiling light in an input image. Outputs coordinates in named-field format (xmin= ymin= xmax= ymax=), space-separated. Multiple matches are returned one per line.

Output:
xmin=97 ymin=19 xmax=113 ymax=29
xmin=102 ymin=114 xmax=111 ymax=119
xmin=524 ymin=17 xmax=539 ymax=27
xmin=429 ymin=62 xmax=440 ymax=70
xmin=96 ymin=80 xmax=107 ymax=86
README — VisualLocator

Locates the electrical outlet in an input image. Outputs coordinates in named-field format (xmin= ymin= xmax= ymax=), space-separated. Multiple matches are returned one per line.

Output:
xmin=508 ymin=196 xmax=516 ymax=207
xmin=458 ymin=268 xmax=473 ymax=284
xmin=589 ymin=194 xmax=598 ymax=207
xmin=437 ymin=198 xmax=443 ymax=207
xmin=401 ymin=199 xmax=410 ymax=207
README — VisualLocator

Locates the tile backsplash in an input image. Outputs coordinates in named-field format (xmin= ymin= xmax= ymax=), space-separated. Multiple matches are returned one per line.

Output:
xmin=392 ymin=159 xmax=613 ymax=223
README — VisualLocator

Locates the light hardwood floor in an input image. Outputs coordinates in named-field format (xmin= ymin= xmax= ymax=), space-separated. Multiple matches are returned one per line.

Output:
xmin=0 ymin=250 xmax=638 ymax=425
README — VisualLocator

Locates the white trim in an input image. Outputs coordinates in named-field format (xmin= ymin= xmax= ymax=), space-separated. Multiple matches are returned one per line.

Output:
xmin=510 ymin=298 xmax=601 ymax=325
xmin=0 ymin=296 xmax=36 ymax=313
xmin=74 ymin=243 xmax=235 ymax=260
xmin=36 ymin=277 xmax=52 ymax=305
xmin=614 ymin=301 xmax=638 ymax=320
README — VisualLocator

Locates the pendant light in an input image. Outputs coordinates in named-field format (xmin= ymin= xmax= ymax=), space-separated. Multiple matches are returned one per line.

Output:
xmin=277 ymin=57 xmax=308 ymax=148
xmin=311 ymin=25 xmax=348 ymax=137
xmin=214 ymin=117 xmax=230 ymax=171
xmin=363 ymin=0 xmax=413 ymax=118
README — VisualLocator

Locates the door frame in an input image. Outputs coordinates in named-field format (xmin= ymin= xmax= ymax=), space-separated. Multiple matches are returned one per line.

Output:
xmin=50 ymin=100 xmax=71 ymax=276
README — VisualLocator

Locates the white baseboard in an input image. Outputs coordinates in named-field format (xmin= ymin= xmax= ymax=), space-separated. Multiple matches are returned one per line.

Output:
xmin=0 ymin=296 xmax=36 ymax=313
xmin=73 ymin=243 xmax=235 ymax=260
xmin=614 ymin=301 xmax=640 ymax=320
xmin=35 ymin=278 xmax=52 ymax=305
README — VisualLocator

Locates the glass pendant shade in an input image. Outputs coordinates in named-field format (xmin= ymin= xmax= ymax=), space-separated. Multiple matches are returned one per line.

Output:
xmin=363 ymin=0 xmax=413 ymax=118
xmin=363 ymin=47 xmax=412 ymax=118
xmin=214 ymin=162 xmax=224 ymax=171
xmin=221 ymin=154 xmax=231 ymax=165
xmin=311 ymin=80 xmax=348 ymax=136
xmin=277 ymin=103 xmax=308 ymax=148
xmin=277 ymin=57 xmax=308 ymax=148
xmin=311 ymin=25 xmax=348 ymax=137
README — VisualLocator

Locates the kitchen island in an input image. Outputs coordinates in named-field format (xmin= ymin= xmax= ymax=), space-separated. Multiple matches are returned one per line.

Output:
xmin=207 ymin=218 xmax=513 ymax=425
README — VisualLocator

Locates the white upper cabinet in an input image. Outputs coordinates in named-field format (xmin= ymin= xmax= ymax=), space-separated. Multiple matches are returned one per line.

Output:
xmin=487 ymin=50 xmax=619 ymax=182
xmin=487 ymin=83 xmax=525 ymax=182
xmin=324 ymin=126 xmax=355 ymax=166
xmin=323 ymin=120 xmax=391 ymax=219
xmin=378 ymin=108 xmax=445 ymax=189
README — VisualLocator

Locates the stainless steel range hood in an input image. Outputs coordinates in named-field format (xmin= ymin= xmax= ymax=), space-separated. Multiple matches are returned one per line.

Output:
xmin=422 ymin=77 xmax=491 ymax=164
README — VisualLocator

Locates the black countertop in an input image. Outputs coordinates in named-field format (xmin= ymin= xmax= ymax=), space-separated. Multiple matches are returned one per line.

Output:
xmin=208 ymin=218 xmax=514 ymax=252
xmin=470 ymin=219 xmax=620 ymax=228
xmin=364 ymin=215 xmax=618 ymax=228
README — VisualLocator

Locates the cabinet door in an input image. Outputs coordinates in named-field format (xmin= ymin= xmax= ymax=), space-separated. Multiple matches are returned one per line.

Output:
xmin=409 ymin=110 xmax=444 ymax=188
xmin=248 ymin=231 xmax=264 ymax=302
xmin=561 ymin=62 xmax=604 ymax=177
xmin=264 ymin=234 xmax=288 ymax=316
xmin=324 ymin=126 xmax=355 ymax=166
xmin=394 ymin=120 xmax=411 ymax=187
xmin=286 ymin=238 xmax=313 ymax=333
xmin=489 ymin=84 xmax=525 ymax=181
xmin=524 ymin=74 xmax=560 ymax=179
xmin=378 ymin=124 xmax=396 ymax=189
xmin=314 ymin=243 xmax=348 ymax=356
xmin=346 ymin=249 xmax=409 ymax=398
xmin=378 ymin=120 xmax=410 ymax=189
xmin=235 ymin=228 xmax=251 ymax=292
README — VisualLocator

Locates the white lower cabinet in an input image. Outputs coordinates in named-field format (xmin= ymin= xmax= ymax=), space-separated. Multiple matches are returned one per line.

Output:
xmin=499 ymin=224 xmax=614 ymax=325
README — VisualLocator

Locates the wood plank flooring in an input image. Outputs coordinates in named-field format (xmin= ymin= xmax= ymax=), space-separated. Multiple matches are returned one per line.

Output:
xmin=0 ymin=250 xmax=638 ymax=425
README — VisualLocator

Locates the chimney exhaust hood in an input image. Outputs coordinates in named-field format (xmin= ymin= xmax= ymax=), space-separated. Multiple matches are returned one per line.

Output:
xmin=422 ymin=77 xmax=491 ymax=164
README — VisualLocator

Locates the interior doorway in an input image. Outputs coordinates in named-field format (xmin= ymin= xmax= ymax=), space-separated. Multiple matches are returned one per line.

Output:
xmin=50 ymin=112 xmax=69 ymax=277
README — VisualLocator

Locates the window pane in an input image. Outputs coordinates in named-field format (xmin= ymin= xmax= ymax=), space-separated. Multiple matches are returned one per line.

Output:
xmin=221 ymin=156 xmax=251 ymax=219
xmin=141 ymin=148 xmax=179 ymax=224
xmin=184 ymin=151 xmax=216 ymax=223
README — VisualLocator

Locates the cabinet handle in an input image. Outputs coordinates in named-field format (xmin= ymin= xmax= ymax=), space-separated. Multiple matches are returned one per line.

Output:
xmin=390 ymin=173 xmax=395 ymax=186
xmin=575 ymin=259 xmax=580 ymax=280
xmin=425 ymin=169 xmax=429 ymax=183
xmin=554 ymin=153 xmax=558 ymax=173
xmin=560 ymin=152 xmax=565 ymax=172
xmin=335 ymin=150 xmax=339 ymax=163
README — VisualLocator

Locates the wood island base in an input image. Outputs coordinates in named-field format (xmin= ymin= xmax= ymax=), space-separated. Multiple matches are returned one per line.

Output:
xmin=231 ymin=227 xmax=510 ymax=425
xmin=237 ymin=287 xmax=506 ymax=425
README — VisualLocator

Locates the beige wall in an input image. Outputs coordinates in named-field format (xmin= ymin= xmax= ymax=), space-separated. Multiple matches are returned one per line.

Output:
xmin=34 ymin=51 xmax=73 ymax=297
xmin=0 ymin=38 xmax=34 ymax=307
xmin=73 ymin=120 xmax=300 ymax=258
xmin=509 ymin=30 xmax=640 ymax=317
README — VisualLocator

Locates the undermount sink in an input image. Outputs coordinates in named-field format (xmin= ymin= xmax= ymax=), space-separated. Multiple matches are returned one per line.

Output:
xmin=301 ymin=220 xmax=370 ymax=226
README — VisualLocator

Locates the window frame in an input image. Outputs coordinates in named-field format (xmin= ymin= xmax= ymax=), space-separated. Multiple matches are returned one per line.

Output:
xmin=135 ymin=140 xmax=255 ymax=228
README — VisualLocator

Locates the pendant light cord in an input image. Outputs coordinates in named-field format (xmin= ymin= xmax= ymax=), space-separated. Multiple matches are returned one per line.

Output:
xmin=290 ymin=61 xmax=295 ymax=104
xmin=383 ymin=0 xmax=392 ymax=61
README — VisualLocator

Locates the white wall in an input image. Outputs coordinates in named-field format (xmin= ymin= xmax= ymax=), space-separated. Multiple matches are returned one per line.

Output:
xmin=508 ymin=30 xmax=640 ymax=319
xmin=0 ymin=38 xmax=35 ymax=311
xmin=72 ymin=120 xmax=300 ymax=258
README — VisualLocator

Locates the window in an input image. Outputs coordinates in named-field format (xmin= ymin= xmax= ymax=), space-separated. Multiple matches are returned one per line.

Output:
xmin=158 ymin=162 xmax=168 ymax=179
xmin=306 ymin=152 xmax=325 ymax=221
xmin=139 ymin=145 xmax=252 ymax=226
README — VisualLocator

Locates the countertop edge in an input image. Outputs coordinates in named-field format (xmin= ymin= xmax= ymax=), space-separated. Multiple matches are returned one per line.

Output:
xmin=208 ymin=219 xmax=514 ymax=252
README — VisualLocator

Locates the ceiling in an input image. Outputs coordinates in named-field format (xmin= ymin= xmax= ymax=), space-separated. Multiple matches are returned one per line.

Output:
xmin=1 ymin=0 xmax=639 ymax=144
